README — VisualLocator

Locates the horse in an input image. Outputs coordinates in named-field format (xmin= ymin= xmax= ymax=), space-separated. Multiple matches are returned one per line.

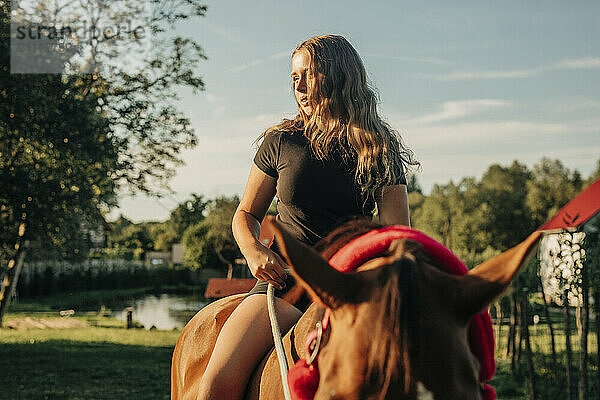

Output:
xmin=171 ymin=217 xmax=541 ymax=400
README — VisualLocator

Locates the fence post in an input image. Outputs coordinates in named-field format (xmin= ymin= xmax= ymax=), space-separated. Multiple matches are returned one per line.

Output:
xmin=522 ymin=287 xmax=536 ymax=399
xmin=126 ymin=307 xmax=133 ymax=329
xmin=564 ymin=288 xmax=573 ymax=400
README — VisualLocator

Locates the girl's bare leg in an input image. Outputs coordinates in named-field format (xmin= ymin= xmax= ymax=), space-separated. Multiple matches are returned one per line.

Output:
xmin=197 ymin=294 xmax=302 ymax=400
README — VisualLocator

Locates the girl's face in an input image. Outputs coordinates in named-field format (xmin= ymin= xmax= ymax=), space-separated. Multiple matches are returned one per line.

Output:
xmin=291 ymin=49 xmax=314 ymax=116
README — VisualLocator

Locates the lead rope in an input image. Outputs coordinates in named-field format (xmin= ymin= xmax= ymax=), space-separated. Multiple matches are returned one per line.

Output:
xmin=267 ymin=282 xmax=293 ymax=400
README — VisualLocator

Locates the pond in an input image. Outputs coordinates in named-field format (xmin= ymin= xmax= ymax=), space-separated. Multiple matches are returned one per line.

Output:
xmin=111 ymin=293 xmax=209 ymax=330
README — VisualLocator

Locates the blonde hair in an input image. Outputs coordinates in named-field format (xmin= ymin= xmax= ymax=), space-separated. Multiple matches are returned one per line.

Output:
xmin=261 ymin=35 xmax=419 ymax=210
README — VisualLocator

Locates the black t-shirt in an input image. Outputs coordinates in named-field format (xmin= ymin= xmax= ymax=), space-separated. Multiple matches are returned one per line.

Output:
xmin=254 ymin=130 xmax=406 ymax=246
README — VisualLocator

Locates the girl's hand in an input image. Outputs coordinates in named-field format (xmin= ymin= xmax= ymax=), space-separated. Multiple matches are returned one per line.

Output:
xmin=245 ymin=245 xmax=288 ymax=290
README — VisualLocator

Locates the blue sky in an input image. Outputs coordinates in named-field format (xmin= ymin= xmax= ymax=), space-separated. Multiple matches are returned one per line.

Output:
xmin=111 ymin=0 xmax=600 ymax=221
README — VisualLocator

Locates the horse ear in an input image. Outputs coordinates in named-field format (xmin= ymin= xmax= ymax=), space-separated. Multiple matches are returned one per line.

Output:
xmin=454 ymin=231 xmax=542 ymax=322
xmin=266 ymin=216 xmax=375 ymax=309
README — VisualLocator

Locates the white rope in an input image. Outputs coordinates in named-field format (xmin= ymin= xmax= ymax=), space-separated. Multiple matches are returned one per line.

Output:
xmin=267 ymin=282 xmax=292 ymax=400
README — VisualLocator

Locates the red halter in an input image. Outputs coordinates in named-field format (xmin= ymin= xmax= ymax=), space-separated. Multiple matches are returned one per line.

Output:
xmin=287 ymin=226 xmax=496 ymax=400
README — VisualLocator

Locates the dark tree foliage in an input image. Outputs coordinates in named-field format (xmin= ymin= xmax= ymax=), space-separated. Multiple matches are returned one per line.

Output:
xmin=168 ymin=194 xmax=209 ymax=240
xmin=477 ymin=161 xmax=533 ymax=251
xmin=406 ymin=173 xmax=423 ymax=194
xmin=182 ymin=196 xmax=240 ymax=273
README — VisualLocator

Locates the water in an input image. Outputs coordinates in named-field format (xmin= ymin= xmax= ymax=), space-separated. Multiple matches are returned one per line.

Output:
xmin=112 ymin=293 xmax=209 ymax=330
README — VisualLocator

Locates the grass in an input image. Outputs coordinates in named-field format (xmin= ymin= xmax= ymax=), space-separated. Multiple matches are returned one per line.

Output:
xmin=2 ymin=291 xmax=599 ymax=399
xmin=491 ymin=322 xmax=599 ymax=399
xmin=0 ymin=288 xmax=193 ymax=400
xmin=0 ymin=316 xmax=181 ymax=400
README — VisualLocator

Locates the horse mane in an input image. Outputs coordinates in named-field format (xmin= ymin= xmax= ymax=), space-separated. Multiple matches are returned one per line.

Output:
xmin=314 ymin=217 xmax=383 ymax=259
xmin=315 ymin=218 xmax=423 ymax=399
xmin=367 ymin=239 xmax=423 ymax=399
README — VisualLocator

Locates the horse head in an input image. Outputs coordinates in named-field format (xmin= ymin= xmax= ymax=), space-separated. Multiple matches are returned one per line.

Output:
xmin=267 ymin=216 xmax=541 ymax=400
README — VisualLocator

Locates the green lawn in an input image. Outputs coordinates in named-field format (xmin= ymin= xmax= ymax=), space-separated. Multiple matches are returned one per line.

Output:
xmin=1 ymin=292 xmax=183 ymax=400
xmin=0 ymin=321 xmax=181 ymax=400
xmin=2 ymin=296 xmax=598 ymax=399
xmin=491 ymin=323 xmax=599 ymax=399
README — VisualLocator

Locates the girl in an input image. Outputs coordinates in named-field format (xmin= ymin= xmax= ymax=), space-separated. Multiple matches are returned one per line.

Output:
xmin=197 ymin=34 xmax=419 ymax=399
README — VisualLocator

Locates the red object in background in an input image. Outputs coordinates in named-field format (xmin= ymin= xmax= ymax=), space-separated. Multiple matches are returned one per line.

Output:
xmin=203 ymin=219 xmax=276 ymax=299
xmin=538 ymin=178 xmax=600 ymax=232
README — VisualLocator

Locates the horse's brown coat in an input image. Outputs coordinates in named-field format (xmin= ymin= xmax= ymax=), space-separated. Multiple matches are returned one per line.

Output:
xmin=171 ymin=293 xmax=325 ymax=400
xmin=171 ymin=218 xmax=542 ymax=400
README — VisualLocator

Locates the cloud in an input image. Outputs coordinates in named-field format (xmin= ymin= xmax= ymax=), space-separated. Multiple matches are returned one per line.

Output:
xmin=436 ymin=69 xmax=536 ymax=80
xmin=228 ymin=59 xmax=264 ymax=73
xmin=204 ymin=92 xmax=226 ymax=104
xmin=269 ymin=51 xmax=290 ymax=60
xmin=435 ymin=57 xmax=600 ymax=80
xmin=395 ymin=116 xmax=599 ymax=193
xmin=228 ymin=51 xmax=290 ymax=73
xmin=198 ymin=20 xmax=242 ymax=44
xmin=363 ymin=53 xmax=454 ymax=66
xmin=414 ymin=143 xmax=600 ymax=190
xmin=112 ymin=97 xmax=599 ymax=220
xmin=386 ymin=100 xmax=599 ymax=191
xmin=401 ymin=99 xmax=510 ymax=125
xmin=399 ymin=120 xmax=568 ymax=150
xmin=212 ymin=105 xmax=227 ymax=117
xmin=201 ymin=92 xmax=227 ymax=116
xmin=553 ymin=57 xmax=600 ymax=69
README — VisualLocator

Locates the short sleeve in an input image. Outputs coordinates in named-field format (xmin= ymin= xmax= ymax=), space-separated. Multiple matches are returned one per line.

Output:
xmin=253 ymin=132 xmax=280 ymax=178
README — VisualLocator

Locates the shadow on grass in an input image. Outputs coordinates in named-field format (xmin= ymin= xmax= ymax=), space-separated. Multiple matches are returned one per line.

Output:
xmin=0 ymin=340 xmax=173 ymax=400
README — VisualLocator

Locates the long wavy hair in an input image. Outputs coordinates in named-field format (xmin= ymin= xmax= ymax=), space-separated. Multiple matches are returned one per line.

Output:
xmin=259 ymin=34 xmax=420 ymax=210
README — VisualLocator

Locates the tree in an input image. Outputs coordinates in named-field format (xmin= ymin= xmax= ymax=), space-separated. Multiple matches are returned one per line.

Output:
xmin=203 ymin=196 xmax=240 ymax=273
xmin=413 ymin=179 xmax=487 ymax=256
xmin=111 ymin=224 xmax=154 ymax=258
xmin=182 ymin=222 xmax=217 ymax=270
xmin=412 ymin=182 xmax=456 ymax=245
xmin=182 ymin=196 xmax=241 ymax=277
xmin=477 ymin=161 xmax=533 ymax=251
xmin=526 ymin=158 xmax=583 ymax=228
xmin=0 ymin=73 xmax=116 ymax=323
xmin=10 ymin=0 xmax=207 ymax=193
xmin=406 ymin=173 xmax=423 ymax=194
xmin=407 ymin=191 xmax=425 ymax=226
xmin=168 ymin=194 xmax=208 ymax=240
xmin=0 ymin=0 xmax=207 ymax=325
xmin=147 ymin=193 xmax=208 ymax=252
xmin=150 ymin=221 xmax=178 ymax=252
xmin=109 ymin=215 xmax=134 ymax=239
xmin=585 ymin=158 xmax=600 ymax=186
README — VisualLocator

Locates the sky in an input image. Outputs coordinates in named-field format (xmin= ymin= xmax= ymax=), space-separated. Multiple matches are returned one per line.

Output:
xmin=109 ymin=0 xmax=600 ymax=222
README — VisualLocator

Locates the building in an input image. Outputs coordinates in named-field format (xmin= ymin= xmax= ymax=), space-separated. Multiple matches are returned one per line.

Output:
xmin=537 ymin=178 xmax=600 ymax=306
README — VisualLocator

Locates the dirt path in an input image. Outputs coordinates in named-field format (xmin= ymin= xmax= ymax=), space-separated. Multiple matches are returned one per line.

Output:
xmin=4 ymin=317 xmax=89 ymax=330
